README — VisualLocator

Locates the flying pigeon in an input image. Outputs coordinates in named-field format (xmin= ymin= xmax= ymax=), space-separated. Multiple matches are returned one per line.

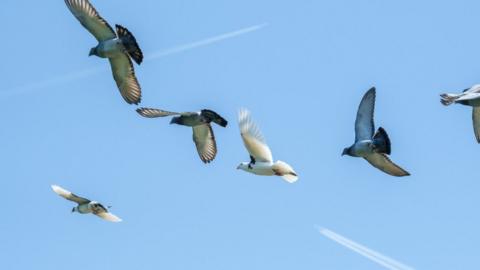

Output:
xmin=65 ymin=0 xmax=143 ymax=104
xmin=440 ymin=84 xmax=480 ymax=143
xmin=342 ymin=87 xmax=410 ymax=177
xmin=236 ymin=109 xmax=298 ymax=183
xmin=51 ymin=185 xmax=122 ymax=222
xmin=136 ymin=108 xmax=228 ymax=163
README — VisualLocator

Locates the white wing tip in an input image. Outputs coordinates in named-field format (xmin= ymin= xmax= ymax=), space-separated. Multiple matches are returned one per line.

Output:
xmin=98 ymin=212 xmax=123 ymax=223
xmin=51 ymin=184 xmax=68 ymax=195
xmin=282 ymin=174 xmax=299 ymax=183
xmin=238 ymin=108 xmax=251 ymax=122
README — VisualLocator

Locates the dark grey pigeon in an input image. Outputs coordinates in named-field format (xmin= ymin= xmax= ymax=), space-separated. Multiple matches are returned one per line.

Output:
xmin=65 ymin=0 xmax=143 ymax=104
xmin=440 ymin=84 xmax=480 ymax=143
xmin=342 ymin=87 xmax=410 ymax=177
xmin=136 ymin=108 xmax=228 ymax=163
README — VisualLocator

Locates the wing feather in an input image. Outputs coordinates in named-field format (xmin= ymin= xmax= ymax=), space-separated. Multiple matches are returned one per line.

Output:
xmin=472 ymin=107 xmax=480 ymax=143
xmin=192 ymin=124 xmax=217 ymax=163
xmin=51 ymin=185 xmax=90 ymax=204
xmin=355 ymin=87 xmax=376 ymax=141
xmin=95 ymin=212 xmax=122 ymax=222
xmin=238 ymin=109 xmax=273 ymax=163
xmin=136 ymin=108 xmax=180 ymax=118
xmin=109 ymin=54 xmax=141 ymax=105
xmin=64 ymin=0 xmax=116 ymax=42
xmin=364 ymin=153 xmax=410 ymax=177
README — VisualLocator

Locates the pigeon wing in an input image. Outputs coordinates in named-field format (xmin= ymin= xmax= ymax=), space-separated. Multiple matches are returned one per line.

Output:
xmin=455 ymin=92 xmax=480 ymax=102
xmin=136 ymin=108 xmax=180 ymax=118
xmin=472 ymin=107 xmax=480 ymax=143
xmin=96 ymin=212 xmax=122 ymax=222
xmin=463 ymin=85 xmax=480 ymax=94
xmin=238 ymin=109 xmax=273 ymax=163
xmin=64 ymin=0 xmax=116 ymax=42
xmin=355 ymin=87 xmax=376 ymax=141
xmin=192 ymin=124 xmax=217 ymax=163
xmin=51 ymin=185 xmax=90 ymax=204
xmin=364 ymin=153 xmax=410 ymax=177
xmin=109 ymin=54 xmax=141 ymax=105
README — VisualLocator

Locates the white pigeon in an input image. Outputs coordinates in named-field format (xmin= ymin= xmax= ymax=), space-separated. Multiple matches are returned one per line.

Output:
xmin=51 ymin=185 xmax=122 ymax=222
xmin=236 ymin=109 xmax=298 ymax=183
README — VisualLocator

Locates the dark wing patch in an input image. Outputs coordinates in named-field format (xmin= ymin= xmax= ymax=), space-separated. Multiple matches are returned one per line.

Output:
xmin=201 ymin=109 xmax=228 ymax=127
xmin=115 ymin=24 xmax=143 ymax=65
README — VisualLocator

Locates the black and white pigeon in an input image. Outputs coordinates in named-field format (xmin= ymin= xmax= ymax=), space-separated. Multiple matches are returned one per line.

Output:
xmin=342 ymin=87 xmax=410 ymax=177
xmin=136 ymin=108 xmax=228 ymax=163
xmin=51 ymin=185 xmax=122 ymax=222
xmin=65 ymin=0 xmax=143 ymax=104
xmin=440 ymin=84 xmax=480 ymax=143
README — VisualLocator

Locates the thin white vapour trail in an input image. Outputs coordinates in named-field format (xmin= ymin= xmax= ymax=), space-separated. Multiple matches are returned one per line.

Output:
xmin=2 ymin=23 xmax=267 ymax=97
xmin=316 ymin=226 xmax=415 ymax=270
xmin=146 ymin=23 xmax=268 ymax=60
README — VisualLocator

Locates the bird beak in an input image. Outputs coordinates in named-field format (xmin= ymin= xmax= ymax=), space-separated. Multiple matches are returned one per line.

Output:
xmin=236 ymin=165 xmax=240 ymax=170
xmin=341 ymin=149 xmax=347 ymax=156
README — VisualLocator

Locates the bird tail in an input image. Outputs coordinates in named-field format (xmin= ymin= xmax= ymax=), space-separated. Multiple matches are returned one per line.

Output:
xmin=273 ymin=161 xmax=299 ymax=183
xmin=201 ymin=109 xmax=228 ymax=127
xmin=440 ymin=93 xmax=460 ymax=106
xmin=373 ymin=127 xmax=391 ymax=155
xmin=116 ymin=24 xmax=143 ymax=65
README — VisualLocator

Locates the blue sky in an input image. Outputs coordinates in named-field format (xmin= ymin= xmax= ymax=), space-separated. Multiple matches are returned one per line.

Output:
xmin=1 ymin=0 xmax=480 ymax=269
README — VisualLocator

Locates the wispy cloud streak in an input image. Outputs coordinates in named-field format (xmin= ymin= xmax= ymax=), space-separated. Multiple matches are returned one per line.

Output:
xmin=316 ymin=226 xmax=415 ymax=270
xmin=3 ymin=23 xmax=267 ymax=97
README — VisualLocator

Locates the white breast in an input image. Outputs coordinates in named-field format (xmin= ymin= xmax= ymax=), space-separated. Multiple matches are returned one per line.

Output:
xmin=250 ymin=162 xmax=275 ymax=176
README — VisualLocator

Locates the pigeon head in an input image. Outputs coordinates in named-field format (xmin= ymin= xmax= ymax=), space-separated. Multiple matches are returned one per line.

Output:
xmin=89 ymin=47 xmax=98 ymax=57
xmin=170 ymin=117 xmax=180 ymax=125
xmin=342 ymin=147 xmax=351 ymax=156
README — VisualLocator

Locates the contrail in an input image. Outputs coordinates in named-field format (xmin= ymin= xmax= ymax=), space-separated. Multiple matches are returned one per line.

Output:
xmin=2 ymin=23 xmax=267 ymax=97
xmin=146 ymin=23 xmax=268 ymax=60
xmin=316 ymin=226 xmax=415 ymax=270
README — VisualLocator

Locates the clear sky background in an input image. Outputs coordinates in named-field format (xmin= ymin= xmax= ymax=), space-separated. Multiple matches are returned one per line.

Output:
xmin=1 ymin=0 xmax=480 ymax=269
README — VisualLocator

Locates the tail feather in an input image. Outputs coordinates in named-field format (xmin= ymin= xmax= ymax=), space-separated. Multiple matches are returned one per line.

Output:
xmin=440 ymin=93 xmax=459 ymax=106
xmin=116 ymin=24 xmax=143 ymax=65
xmin=373 ymin=127 xmax=391 ymax=155
xmin=273 ymin=161 xmax=298 ymax=183
xmin=201 ymin=109 xmax=228 ymax=127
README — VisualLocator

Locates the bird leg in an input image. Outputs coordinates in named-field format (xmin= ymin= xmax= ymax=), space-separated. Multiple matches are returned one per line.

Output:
xmin=248 ymin=155 xmax=256 ymax=169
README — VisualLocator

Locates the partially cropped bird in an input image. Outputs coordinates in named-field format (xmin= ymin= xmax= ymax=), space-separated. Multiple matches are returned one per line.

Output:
xmin=440 ymin=84 xmax=480 ymax=143
xmin=236 ymin=109 xmax=298 ymax=183
xmin=136 ymin=108 xmax=228 ymax=163
xmin=65 ymin=0 xmax=143 ymax=104
xmin=342 ymin=87 xmax=410 ymax=177
xmin=51 ymin=185 xmax=122 ymax=222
